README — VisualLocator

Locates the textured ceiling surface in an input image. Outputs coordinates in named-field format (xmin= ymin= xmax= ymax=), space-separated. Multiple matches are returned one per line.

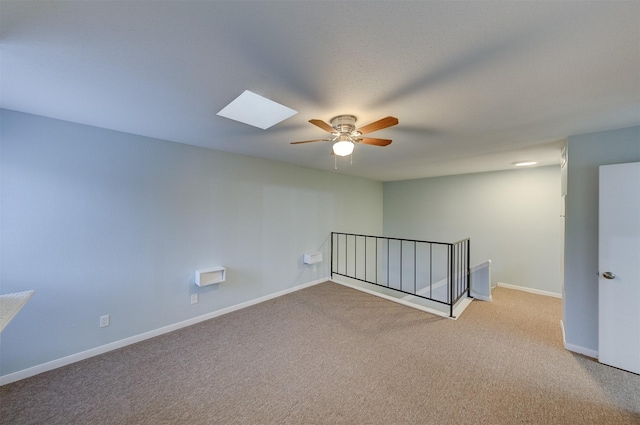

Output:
xmin=2 ymin=1 xmax=639 ymax=181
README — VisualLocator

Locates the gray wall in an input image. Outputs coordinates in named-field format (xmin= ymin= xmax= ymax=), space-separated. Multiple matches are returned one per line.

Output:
xmin=3 ymin=107 xmax=636 ymax=377
xmin=563 ymin=126 xmax=640 ymax=353
xmin=383 ymin=166 xmax=563 ymax=294
xmin=0 ymin=110 xmax=383 ymax=376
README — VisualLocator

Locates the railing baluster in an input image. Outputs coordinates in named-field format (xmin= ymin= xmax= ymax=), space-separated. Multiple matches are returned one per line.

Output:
xmin=375 ymin=237 xmax=379 ymax=285
xmin=400 ymin=240 xmax=403 ymax=292
xmin=331 ymin=232 xmax=334 ymax=279
xmin=414 ymin=241 xmax=417 ymax=296
xmin=363 ymin=236 xmax=366 ymax=282
xmin=387 ymin=239 xmax=390 ymax=288
xmin=346 ymin=234 xmax=349 ymax=276
xmin=336 ymin=233 xmax=339 ymax=275
xmin=432 ymin=243 xmax=436 ymax=300
xmin=354 ymin=234 xmax=357 ymax=279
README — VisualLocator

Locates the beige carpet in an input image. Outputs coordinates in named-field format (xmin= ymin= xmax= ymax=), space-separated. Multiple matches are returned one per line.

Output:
xmin=1 ymin=282 xmax=639 ymax=424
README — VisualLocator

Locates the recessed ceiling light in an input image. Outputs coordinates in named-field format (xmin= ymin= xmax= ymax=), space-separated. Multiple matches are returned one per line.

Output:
xmin=513 ymin=161 xmax=538 ymax=167
xmin=217 ymin=90 xmax=297 ymax=130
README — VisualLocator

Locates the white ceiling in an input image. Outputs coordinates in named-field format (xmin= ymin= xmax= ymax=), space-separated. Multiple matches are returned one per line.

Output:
xmin=2 ymin=1 xmax=639 ymax=181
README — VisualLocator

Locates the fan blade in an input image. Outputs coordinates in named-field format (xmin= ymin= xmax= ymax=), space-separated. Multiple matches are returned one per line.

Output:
xmin=309 ymin=119 xmax=335 ymax=133
xmin=290 ymin=139 xmax=331 ymax=145
xmin=357 ymin=116 xmax=399 ymax=135
xmin=359 ymin=137 xmax=392 ymax=146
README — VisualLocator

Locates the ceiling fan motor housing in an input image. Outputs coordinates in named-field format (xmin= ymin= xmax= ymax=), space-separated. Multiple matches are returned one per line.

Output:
xmin=330 ymin=115 xmax=358 ymax=135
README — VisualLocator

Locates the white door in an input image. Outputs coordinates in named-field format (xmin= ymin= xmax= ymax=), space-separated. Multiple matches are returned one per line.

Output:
xmin=598 ymin=162 xmax=640 ymax=374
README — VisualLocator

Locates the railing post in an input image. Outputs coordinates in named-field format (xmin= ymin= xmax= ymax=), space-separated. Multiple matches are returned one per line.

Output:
xmin=330 ymin=232 xmax=334 ymax=280
xmin=466 ymin=239 xmax=472 ymax=298
xmin=449 ymin=243 xmax=454 ymax=318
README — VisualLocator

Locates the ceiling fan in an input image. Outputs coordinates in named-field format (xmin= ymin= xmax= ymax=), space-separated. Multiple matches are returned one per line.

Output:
xmin=291 ymin=115 xmax=399 ymax=156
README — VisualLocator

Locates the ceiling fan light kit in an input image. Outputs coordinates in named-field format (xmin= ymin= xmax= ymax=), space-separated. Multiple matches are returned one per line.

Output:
xmin=291 ymin=115 xmax=398 ymax=166
xmin=333 ymin=140 xmax=355 ymax=156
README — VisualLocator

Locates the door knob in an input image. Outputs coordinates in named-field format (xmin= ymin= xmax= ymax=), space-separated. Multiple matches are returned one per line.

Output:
xmin=602 ymin=271 xmax=616 ymax=280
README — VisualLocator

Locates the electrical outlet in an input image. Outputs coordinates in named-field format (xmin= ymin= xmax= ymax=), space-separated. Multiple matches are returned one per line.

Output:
xmin=99 ymin=315 xmax=110 ymax=328
xmin=190 ymin=294 xmax=198 ymax=304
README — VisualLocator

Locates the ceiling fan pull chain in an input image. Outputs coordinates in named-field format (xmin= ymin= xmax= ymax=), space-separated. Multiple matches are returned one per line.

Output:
xmin=334 ymin=155 xmax=338 ymax=170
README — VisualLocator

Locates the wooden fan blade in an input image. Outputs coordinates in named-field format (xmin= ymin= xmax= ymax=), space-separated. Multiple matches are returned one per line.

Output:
xmin=290 ymin=139 xmax=330 ymax=145
xmin=309 ymin=119 xmax=335 ymax=133
xmin=357 ymin=116 xmax=399 ymax=135
xmin=359 ymin=137 xmax=392 ymax=146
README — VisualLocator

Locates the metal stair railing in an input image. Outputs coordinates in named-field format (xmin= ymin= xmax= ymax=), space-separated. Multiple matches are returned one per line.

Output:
xmin=330 ymin=232 xmax=470 ymax=317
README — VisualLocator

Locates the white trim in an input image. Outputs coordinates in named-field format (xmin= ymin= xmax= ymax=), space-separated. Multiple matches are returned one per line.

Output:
xmin=330 ymin=279 xmax=470 ymax=320
xmin=469 ymin=260 xmax=492 ymax=301
xmin=469 ymin=291 xmax=491 ymax=302
xmin=497 ymin=282 xmax=561 ymax=298
xmin=564 ymin=342 xmax=598 ymax=359
xmin=470 ymin=260 xmax=491 ymax=273
xmin=561 ymin=320 xmax=598 ymax=359
xmin=0 ymin=278 xmax=327 ymax=386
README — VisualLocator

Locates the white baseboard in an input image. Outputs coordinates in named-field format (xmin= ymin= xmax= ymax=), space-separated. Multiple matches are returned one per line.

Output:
xmin=470 ymin=290 xmax=491 ymax=302
xmin=560 ymin=320 xmax=598 ymax=359
xmin=497 ymin=282 xmax=561 ymax=298
xmin=330 ymin=278 xmax=466 ymax=320
xmin=0 ymin=278 xmax=327 ymax=386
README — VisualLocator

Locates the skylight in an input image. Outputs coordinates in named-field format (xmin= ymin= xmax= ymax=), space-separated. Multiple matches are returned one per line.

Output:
xmin=216 ymin=90 xmax=297 ymax=130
